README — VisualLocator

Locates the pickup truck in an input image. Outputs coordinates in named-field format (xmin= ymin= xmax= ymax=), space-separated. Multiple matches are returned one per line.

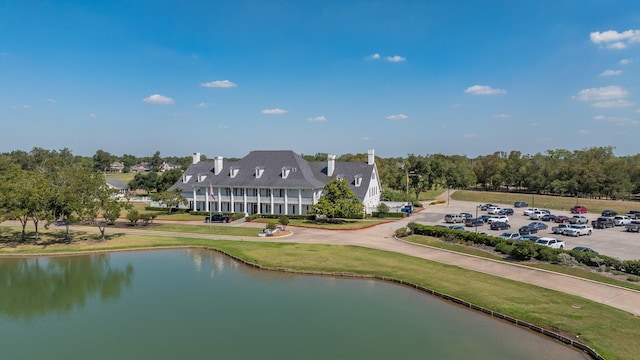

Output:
xmin=552 ymin=223 xmax=572 ymax=234
xmin=204 ymin=214 xmax=231 ymax=223
xmin=613 ymin=216 xmax=632 ymax=226
xmin=563 ymin=224 xmax=593 ymax=237
xmin=535 ymin=237 xmax=565 ymax=249
xmin=625 ymin=210 xmax=640 ymax=220
xmin=569 ymin=215 xmax=589 ymax=224
xmin=592 ymin=217 xmax=614 ymax=229
xmin=625 ymin=221 xmax=640 ymax=232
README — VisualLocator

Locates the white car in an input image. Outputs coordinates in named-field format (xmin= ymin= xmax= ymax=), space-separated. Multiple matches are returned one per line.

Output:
xmin=523 ymin=208 xmax=539 ymax=216
xmin=535 ymin=237 xmax=565 ymax=249
xmin=529 ymin=210 xmax=549 ymax=220
xmin=499 ymin=231 xmax=521 ymax=241
xmin=487 ymin=206 xmax=502 ymax=214
xmin=613 ymin=216 xmax=632 ymax=226
xmin=487 ymin=215 xmax=509 ymax=224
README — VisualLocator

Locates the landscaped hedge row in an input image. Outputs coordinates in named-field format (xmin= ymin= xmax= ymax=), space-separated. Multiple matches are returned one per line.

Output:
xmin=246 ymin=214 xmax=313 ymax=221
xmin=406 ymin=223 xmax=640 ymax=276
xmin=189 ymin=211 xmax=246 ymax=221
xmin=371 ymin=212 xmax=407 ymax=218
xmin=144 ymin=206 xmax=189 ymax=213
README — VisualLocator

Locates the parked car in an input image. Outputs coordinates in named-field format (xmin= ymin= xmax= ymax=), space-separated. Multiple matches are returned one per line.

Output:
xmin=572 ymin=246 xmax=598 ymax=254
xmin=535 ymin=237 xmax=565 ymax=249
xmin=490 ymin=221 xmax=511 ymax=230
xmin=459 ymin=212 xmax=473 ymax=219
xmin=448 ymin=225 xmax=466 ymax=231
xmin=523 ymin=208 xmax=539 ymax=216
xmin=513 ymin=201 xmax=528 ymax=208
xmin=487 ymin=215 xmax=509 ymax=224
xmin=554 ymin=215 xmax=570 ymax=223
xmin=487 ymin=206 xmax=502 ymax=214
xmin=204 ymin=214 xmax=231 ymax=223
xmin=528 ymin=222 xmax=548 ymax=230
xmin=570 ymin=206 xmax=588 ymax=214
xmin=592 ymin=217 xmax=614 ymax=229
xmin=465 ymin=218 xmax=484 ymax=227
xmin=480 ymin=204 xmax=496 ymax=211
xmin=625 ymin=221 xmax=640 ymax=232
xmin=519 ymin=234 xmax=539 ymax=242
xmin=601 ymin=210 xmax=618 ymax=217
xmin=613 ymin=216 xmax=632 ymax=226
xmin=529 ymin=210 xmax=548 ymax=220
xmin=499 ymin=231 xmax=521 ymax=241
xmin=569 ymin=215 xmax=589 ymax=224
xmin=518 ymin=225 xmax=538 ymax=235
xmin=498 ymin=208 xmax=514 ymax=216
xmin=479 ymin=214 xmax=493 ymax=222
xmin=563 ymin=224 xmax=593 ymax=237
xmin=626 ymin=210 xmax=640 ymax=220
xmin=541 ymin=213 xmax=556 ymax=222
xmin=444 ymin=214 xmax=466 ymax=223
xmin=552 ymin=223 xmax=572 ymax=235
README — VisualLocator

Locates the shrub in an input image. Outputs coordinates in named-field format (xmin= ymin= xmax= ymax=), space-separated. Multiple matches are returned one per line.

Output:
xmin=627 ymin=276 xmax=639 ymax=282
xmin=495 ymin=241 xmax=514 ymax=255
xmin=557 ymin=253 xmax=579 ymax=266
xmin=510 ymin=241 xmax=537 ymax=260
xmin=376 ymin=203 xmax=390 ymax=218
xmin=430 ymin=200 xmax=446 ymax=205
xmin=395 ymin=227 xmax=410 ymax=237
xmin=279 ymin=215 xmax=289 ymax=230
xmin=265 ymin=223 xmax=277 ymax=231
xmin=126 ymin=209 xmax=140 ymax=226
xmin=535 ymin=246 xmax=559 ymax=262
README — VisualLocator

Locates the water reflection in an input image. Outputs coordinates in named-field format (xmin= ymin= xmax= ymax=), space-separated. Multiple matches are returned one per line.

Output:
xmin=0 ymin=254 xmax=133 ymax=320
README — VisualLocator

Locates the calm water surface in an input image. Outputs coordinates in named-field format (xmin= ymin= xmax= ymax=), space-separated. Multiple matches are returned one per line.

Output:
xmin=0 ymin=250 xmax=588 ymax=359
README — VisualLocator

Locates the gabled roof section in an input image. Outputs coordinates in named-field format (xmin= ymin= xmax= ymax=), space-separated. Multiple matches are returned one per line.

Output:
xmin=105 ymin=178 xmax=129 ymax=190
xmin=309 ymin=161 xmax=375 ymax=200
xmin=170 ymin=150 xmax=326 ymax=191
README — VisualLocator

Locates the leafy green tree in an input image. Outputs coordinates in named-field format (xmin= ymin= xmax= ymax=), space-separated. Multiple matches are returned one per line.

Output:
xmin=278 ymin=215 xmax=289 ymax=230
xmin=376 ymin=202 xmax=389 ymax=218
xmin=156 ymin=168 xmax=183 ymax=192
xmin=150 ymin=150 xmax=162 ymax=171
xmin=311 ymin=178 xmax=364 ymax=219
xmin=155 ymin=189 xmax=187 ymax=214
xmin=93 ymin=149 xmax=115 ymax=172
xmin=126 ymin=209 xmax=140 ymax=226
xmin=128 ymin=172 xmax=158 ymax=192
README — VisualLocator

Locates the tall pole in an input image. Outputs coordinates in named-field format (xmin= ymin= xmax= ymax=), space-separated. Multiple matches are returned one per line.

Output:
xmin=405 ymin=169 xmax=409 ymax=205
xmin=447 ymin=188 xmax=450 ymax=208
xmin=475 ymin=205 xmax=478 ymax=233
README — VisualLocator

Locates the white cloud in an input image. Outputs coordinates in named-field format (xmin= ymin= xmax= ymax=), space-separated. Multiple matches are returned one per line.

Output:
xmin=573 ymin=85 xmax=627 ymax=101
xmin=464 ymin=85 xmax=506 ymax=95
xmin=578 ymin=129 xmax=591 ymax=134
xmin=307 ymin=116 xmax=326 ymax=122
xmin=493 ymin=114 xmax=510 ymax=119
xmin=595 ymin=115 xmax=638 ymax=126
xmin=620 ymin=58 xmax=632 ymax=65
xmin=12 ymin=104 xmax=30 ymax=109
xmin=47 ymin=98 xmax=55 ymax=103
xmin=599 ymin=69 xmax=622 ymax=76
xmin=592 ymin=99 xmax=634 ymax=108
xmin=593 ymin=115 xmax=606 ymax=120
xmin=89 ymin=113 xmax=98 ymax=118
xmin=201 ymin=80 xmax=237 ymax=88
xmin=590 ymin=29 xmax=640 ymax=49
xmin=366 ymin=53 xmax=381 ymax=60
xmin=196 ymin=102 xmax=209 ymax=108
xmin=636 ymin=108 xmax=640 ymax=113
xmin=143 ymin=94 xmax=174 ymax=104
xmin=261 ymin=108 xmax=288 ymax=115
xmin=385 ymin=55 xmax=406 ymax=63
xmin=463 ymin=133 xmax=478 ymax=138
xmin=386 ymin=114 xmax=408 ymax=120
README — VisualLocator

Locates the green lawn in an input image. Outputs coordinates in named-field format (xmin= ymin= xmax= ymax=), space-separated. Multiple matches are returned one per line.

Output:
xmin=251 ymin=217 xmax=394 ymax=229
xmin=0 ymin=233 xmax=635 ymax=359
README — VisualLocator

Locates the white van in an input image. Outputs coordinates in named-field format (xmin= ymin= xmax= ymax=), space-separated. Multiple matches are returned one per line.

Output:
xmin=444 ymin=214 xmax=465 ymax=223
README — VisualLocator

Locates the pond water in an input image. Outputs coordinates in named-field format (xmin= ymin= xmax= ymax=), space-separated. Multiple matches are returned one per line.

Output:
xmin=0 ymin=250 xmax=589 ymax=359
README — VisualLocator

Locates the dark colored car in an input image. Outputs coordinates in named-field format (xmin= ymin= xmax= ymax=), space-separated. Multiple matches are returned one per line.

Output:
xmin=572 ymin=246 xmax=598 ymax=254
xmin=459 ymin=212 xmax=473 ymax=219
xmin=554 ymin=215 xmax=570 ymax=223
xmin=541 ymin=213 xmax=556 ymax=222
xmin=465 ymin=218 xmax=484 ymax=227
xmin=592 ymin=217 xmax=614 ymax=229
xmin=570 ymin=206 xmax=588 ymax=214
xmin=480 ymin=204 xmax=496 ymax=211
xmin=499 ymin=208 xmax=514 ymax=215
xmin=518 ymin=225 xmax=538 ymax=235
xmin=528 ymin=221 xmax=548 ymax=230
xmin=479 ymin=214 xmax=493 ymax=222
xmin=601 ymin=210 xmax=617 ymax=217
xmin=514 ymin=201 xmax=528 ymax=208
xmin=448 ymin=225 xmax=465 ymax=231
xmin=490 ymin=221 xmax=511 ymax=230
xmin=519 ymin=234 xmax=539 ymax=242
xmin=205 ymin=214 xmax=231 ymax=223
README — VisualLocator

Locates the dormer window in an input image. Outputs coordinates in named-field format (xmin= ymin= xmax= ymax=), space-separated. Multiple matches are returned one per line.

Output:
xmin=354 ymin=174 xmax=363 ymax=187
xmin=255 ymin=166 xmax=265 ymax=178
xmin=281 ymin=166 xmax=292 ymax=179
xmin=197 ymin=173 xmax=207 ymax=182
xmin=230 ymin=167 xmax=239 ymax=178
xmin=336 ymin=174 xmax=345 ymax=181
xmin=183 ymin=174 xmax=192 ymax=183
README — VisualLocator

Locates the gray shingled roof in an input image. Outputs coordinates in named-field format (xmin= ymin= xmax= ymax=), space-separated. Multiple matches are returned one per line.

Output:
xmin=170 ymin=150 xmax=375 ymax=200
xmin=105 ymin=178 xmax=129 ymax=190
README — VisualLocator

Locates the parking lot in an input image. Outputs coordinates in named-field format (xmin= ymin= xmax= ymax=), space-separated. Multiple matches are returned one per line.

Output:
xmin=410 ymin=199 xmax=640 ymax=260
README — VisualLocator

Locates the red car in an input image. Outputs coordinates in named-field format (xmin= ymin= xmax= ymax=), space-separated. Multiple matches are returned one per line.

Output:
xmin=570 ymin=206 xmax=588 ymax=214
xmin=554 ymin=215 xmax=570 ymax=223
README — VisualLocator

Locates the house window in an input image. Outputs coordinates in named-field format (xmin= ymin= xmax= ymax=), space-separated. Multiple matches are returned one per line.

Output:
xmin=230 ymin=167 xmax=239 ymax=178
xmin=355 ymin=174 xmax=362 ymax=187
xmin=255 ymin=167 xmax=265 ymax=178
xmin=281 ymin=166 xmax=292 ymax=179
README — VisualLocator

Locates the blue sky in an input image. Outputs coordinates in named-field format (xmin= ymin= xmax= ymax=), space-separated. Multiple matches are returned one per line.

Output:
xmin=1 ymin=1 xmax=639 ymax=158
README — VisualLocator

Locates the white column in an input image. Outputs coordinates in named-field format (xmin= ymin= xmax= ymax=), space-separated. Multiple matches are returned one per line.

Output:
xmin=270 ymin=188 xmax=274 ymax=214
xmin=243 ymin=187 xmax=247 ymax=214
xmin=257 ymin=190 xmax=261 ymax=214
xmin=298 ymin=188 xmax=302 ymax=215
xmin=205 ymin=187 xmax=210 ymax=212
xmin=217 ymin=188 xmax=221 ymax=212
xmin=284 ymin=189 xmax=288 ymax=215
xmin=230 ymin=188 xmax=235 ymax=213
xmin=192 ymin=187 xmax=197 ymax=211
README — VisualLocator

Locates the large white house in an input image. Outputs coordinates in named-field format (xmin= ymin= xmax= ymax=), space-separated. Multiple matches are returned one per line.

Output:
xmin=169 ymin=150 xmax=382 ymax=215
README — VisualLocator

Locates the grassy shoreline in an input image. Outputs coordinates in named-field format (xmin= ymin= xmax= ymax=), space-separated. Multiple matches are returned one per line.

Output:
xmin=0 ymin=233 xmax=637 ymax=359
